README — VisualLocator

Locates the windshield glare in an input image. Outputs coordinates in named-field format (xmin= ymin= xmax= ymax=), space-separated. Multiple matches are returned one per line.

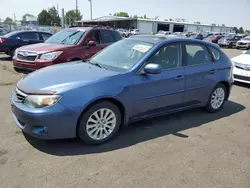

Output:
xmin=45 ymin=29 xmax=85 ymax=45
xmin=91 ymin=39 xmax=153 ymax=72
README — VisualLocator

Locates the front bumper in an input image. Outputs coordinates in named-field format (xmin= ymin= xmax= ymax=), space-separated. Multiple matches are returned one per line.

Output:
xmin=11 ymin=91 xmax=79 ymax=139
xmin=12 ymin=58 xmax=57 ymax=72
xmin=233 ymin=67 xmax=250 ymax=84
xmin=236 ymin=43 xmax=250 ymax=49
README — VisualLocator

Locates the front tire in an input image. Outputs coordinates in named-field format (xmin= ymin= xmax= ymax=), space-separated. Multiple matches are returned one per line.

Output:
xmin=78 ymin=101 xmax=122 ymax=145
xmin=205 ymin=84 xmax=227 ymax=113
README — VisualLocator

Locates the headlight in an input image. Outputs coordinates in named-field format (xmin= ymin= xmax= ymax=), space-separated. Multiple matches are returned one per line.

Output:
xmin=39 ymin=51 xmax=63 ymax=60
xmin=24 ymin=95 xmax=61 ymax=108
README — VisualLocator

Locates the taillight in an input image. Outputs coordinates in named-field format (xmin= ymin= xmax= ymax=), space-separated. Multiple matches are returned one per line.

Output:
xmin=0 ymin=38 xmax=6 ymax=44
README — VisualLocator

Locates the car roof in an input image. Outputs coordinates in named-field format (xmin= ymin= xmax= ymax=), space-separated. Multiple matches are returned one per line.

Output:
xmin=129 ymin=35 xmax=216 ymax=46
xmin=3 ymin=30 xmax=51 ymax=37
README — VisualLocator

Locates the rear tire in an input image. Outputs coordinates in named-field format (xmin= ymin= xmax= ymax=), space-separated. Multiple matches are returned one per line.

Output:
xmin=205 ymin=84 xmax=227 ymax=113
xmin=78 ymin=101 xmax=122 ymax=145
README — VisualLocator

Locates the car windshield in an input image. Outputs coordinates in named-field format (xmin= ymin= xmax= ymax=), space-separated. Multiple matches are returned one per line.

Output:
xmin=223 ymin=35 xmax=235 ymax=39
xmin=246 ymin=50 xmax=250 ymax=54
xmin=91 ymin=39 xmax=153 ymax=72
xmin=243 ymin=36 xmax=250 ymax=41
xmin=3 ymin=31 xmax=19 ymax=38
xmin=45 ymin=29 xmax=85 ymax=45
xmin=189 ymin=34 xmax=198 ymax=39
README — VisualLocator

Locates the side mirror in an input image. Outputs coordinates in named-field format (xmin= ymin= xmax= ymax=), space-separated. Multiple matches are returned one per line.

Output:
xmin=242 ymin=50 xmax=247 ymax=54
xmin=143 ymin=63 xmax=162 ymax=74
xmin=88 ymin=40 xmax=96 ymax=47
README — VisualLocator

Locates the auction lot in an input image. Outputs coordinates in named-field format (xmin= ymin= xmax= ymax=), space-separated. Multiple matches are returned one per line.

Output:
xmin=0 ymin=49 xmax=249 ymax=188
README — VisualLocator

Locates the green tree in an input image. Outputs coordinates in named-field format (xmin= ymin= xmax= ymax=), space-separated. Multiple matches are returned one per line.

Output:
xmin=211 ymin=23 xmax=216 ymax=26
xmin=3 ymin=17 xmax=13 ymax=24
xmin=245 ymin=30 xmax=250 ymax=34
xmin=194 ymin=21 xmax=201 ymax=24
xmin=113 ymin=12 xmax=129 ymax=17
xmin=48 ymin=6 xmax=60 ymax=25
xmin=221 ymin=24 xmax=225 ymax=26
xmin=38 ymin=9 xmax=52 ymax=25
xmin=65 ymin=10 xmax=83 ymax=26
xmin=133 ymin=15 xmax=138 ymax=19
xmin=233 ymin=27 xmax=239 ymax=33
xmin=239 ymin=27 xmax=244 ymax=34
xmin=22 ymin=13 xmax=34 ymax=21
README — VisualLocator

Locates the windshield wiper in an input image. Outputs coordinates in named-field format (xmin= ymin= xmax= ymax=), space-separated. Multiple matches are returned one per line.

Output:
xmin=61 ymin=31 xmax=80 ymax=44
xmin=84 ymin=60 xmax=107 ymax=69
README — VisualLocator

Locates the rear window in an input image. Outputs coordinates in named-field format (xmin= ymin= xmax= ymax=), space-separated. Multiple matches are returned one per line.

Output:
xmin=208 ymin=46 xmax=221 ymax=61
xmin=112 ymin=31 xmax=122 ymax=41
xmin=18 ymin=32 xmax=40 ymax=40
xmin=41 ymin=33 xmax=52 ymax=41
xmin=100 ymin=30 xmax=115 ymax=44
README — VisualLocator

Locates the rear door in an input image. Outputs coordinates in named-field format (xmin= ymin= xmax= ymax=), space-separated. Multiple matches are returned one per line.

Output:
xmin=183 ymin=43 xmax=218 ymax=105
xmin=18 ymin=32 xmax=43 ymax=45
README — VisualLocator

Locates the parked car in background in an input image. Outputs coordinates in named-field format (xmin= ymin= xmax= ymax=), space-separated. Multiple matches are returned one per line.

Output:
xmin=0 ymin=30 xmax=52 ymax=57
xmin=189 ymin=33 xmax=203 ymax=40
xmin=117 ymin=28 xmax=130 ymax=38
xmin=203 ymin=35 xmax=224 ymax=44
xmin=131 ymin=29 xmax=140 ymax=35
xmin=236 ymin=36 xmax=250 ymax=50
xmin=167 ymin=33 xmax=187 ymax=38
xmin=11 ymin=36 xmax=233 ymax=144
xmin=218 ymin=35 xmax=243 ymax=48
xmin=156 ymin=30 xmax=172 ymax=36
xmin=12 ymin=27 xmax=122 ymax=73
xmin=231 ymin=50 xmax=250 ymax=84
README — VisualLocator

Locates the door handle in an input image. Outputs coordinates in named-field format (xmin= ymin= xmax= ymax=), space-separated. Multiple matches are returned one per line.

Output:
xmin=209 ymin=69 xmax=218 ymax=74
xmin=174 ymin=75 xmax=184 ymax=81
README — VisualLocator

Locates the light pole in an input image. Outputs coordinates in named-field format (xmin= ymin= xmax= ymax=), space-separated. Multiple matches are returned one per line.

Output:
xmin=88 ymin=0 xmax=93 ymax=20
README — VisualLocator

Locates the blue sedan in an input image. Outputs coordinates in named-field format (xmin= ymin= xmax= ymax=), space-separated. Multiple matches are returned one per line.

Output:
xmin=11 ymin=35 xmax=234 ymax=144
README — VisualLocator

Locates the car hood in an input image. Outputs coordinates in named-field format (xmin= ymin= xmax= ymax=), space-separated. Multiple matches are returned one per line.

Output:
xmin=17 ymin=43 xmax=72 ymax=54
xmin=231 ymin=54 xmax=250 ymax=65
xmin=17 ymin=62 xmax=119 ymax=94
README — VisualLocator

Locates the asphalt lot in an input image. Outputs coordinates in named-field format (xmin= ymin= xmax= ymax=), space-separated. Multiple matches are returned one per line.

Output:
xmin=0 ymin=49 xmax=249 ymax=188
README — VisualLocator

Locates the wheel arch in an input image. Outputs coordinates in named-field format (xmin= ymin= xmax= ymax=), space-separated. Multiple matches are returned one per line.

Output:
xmin=76 ymin=97 xmax=126 ymax=135
xmin=218 ymin=81 xmax=231 ymax=100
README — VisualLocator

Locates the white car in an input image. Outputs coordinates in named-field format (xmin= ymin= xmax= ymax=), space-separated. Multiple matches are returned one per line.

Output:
xmin=131 ymin=29 xmax=140 ymax=35
xmin=231 ymin=50 xmax=250 ymax=84
xmin=236 ymin=36 xmax=250 ymax=50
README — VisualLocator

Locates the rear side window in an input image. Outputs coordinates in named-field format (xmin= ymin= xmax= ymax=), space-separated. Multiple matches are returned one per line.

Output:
xmin=41 ymin=33 xmax=52 ymax=41
xmin=208 ymin=46 xmax=221 ymax=61
xmin=112 ymin=31 xmax=122 ymax=41
xmin=100 ymin=30 xmax=115 ymax=44
xmin=18 ymin=32 xmax=40 ymax=40
xmin=184 ymin=44 xmax=212 ymax=66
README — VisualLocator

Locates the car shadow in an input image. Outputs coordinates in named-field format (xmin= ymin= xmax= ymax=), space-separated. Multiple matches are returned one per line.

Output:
xmin=234 ymin=81 xmax=250 ymax=88
xmin=24 ymin=100 xmax=245 ymax=156
xmin=0 ymin=55 xmax=12 ymax=61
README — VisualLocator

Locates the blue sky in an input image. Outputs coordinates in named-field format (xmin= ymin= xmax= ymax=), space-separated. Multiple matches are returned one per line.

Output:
xmin=0 ymin=0 xmax=250 ymax=29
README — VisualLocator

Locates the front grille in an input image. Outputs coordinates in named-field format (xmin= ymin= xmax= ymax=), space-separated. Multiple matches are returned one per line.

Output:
xmin=238 ymin=42 xmax=246 ymax=45
xmin=234 ymin=75 xmax=250 ymax=81
xmin=17 ymin=51 xmax=37 ymax=62
xmin=15 ymin=88 xmax=27 ymax=103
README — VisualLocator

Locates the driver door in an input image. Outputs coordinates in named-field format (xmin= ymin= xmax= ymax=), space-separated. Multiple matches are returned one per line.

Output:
xmin=83 ymin=30 xmax=103 ymax=59
xmin=128 ymin=43 xmax=186 ymax=119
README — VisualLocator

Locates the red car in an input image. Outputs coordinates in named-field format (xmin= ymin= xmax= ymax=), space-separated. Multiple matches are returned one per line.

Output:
xmin=203 ymin=35 xmax=224 ymax=44
xmin=12 ymin=27 xmax=122 ymax=73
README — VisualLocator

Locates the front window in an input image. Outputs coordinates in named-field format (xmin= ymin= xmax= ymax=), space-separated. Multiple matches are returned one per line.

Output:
xmin=91 ymin=39 xmax=153 ymax=72
xmin=45 ymin=29 xmax=85 ymax=45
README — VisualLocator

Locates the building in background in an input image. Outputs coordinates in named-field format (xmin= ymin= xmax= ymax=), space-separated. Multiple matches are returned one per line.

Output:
xmin=77 ymin=16 xmax=234 ymax=34
xmin=21 ymin=16 xmax=38 ymax=26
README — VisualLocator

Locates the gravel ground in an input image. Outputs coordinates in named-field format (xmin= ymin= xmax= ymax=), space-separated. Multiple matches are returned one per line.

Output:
xmin=0 ymin=49 xmax=249 ymax=188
